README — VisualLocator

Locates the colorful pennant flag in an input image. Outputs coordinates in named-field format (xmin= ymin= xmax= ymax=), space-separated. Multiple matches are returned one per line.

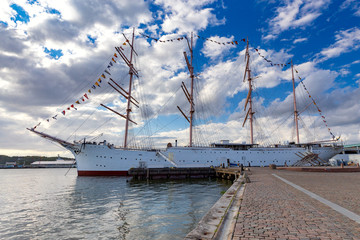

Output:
xmin=295 ymin=68 xmax=336 ymax=139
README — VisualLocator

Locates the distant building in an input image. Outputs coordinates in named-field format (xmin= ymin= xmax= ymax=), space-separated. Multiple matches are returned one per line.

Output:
xmin=5 ymin=162 xmax=16 ymax=168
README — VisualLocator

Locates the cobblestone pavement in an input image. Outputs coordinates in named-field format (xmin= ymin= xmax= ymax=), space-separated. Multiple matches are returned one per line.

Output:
xmin=275 ymin=170 xmax=360 ymax=215
xmin=232 ymin=168 xmax=360 ymax=240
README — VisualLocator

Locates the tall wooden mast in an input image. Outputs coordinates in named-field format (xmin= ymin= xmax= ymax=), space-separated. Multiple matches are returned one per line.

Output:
xmin=291 ymin=60 xmax=300 ymax=144
xmin=124 ymin=28 xmax=136 ymax=148
xmin=179 ymin=33 xmax=195 ymax=147
xmin=189 ymin=33 xmax=194 ymax=147
xmin=242 ymin=39 xmax=254 ymax=144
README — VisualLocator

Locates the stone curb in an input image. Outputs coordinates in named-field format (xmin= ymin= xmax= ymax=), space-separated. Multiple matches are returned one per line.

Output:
xmin=184 ymin=176 xmax=246 ymax=240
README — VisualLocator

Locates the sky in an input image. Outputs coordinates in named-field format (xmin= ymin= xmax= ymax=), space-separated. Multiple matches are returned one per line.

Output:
xmin=0 ymin=0 xmax=359 ymax=157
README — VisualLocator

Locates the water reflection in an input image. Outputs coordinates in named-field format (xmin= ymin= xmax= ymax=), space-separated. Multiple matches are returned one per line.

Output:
xmin=0 ymin=169 xmax=231 ymax=240
xmin=115 ymin=201 xmax=130 ymax=240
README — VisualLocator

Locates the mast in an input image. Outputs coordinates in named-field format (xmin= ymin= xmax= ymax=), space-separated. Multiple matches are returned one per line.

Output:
xmin=189 ymin=32 xmax=194 ymax=147
xmin=291 ymin=60 xmax=300 ymax=144
xmin=242 ymin=38 xmax=254 ymax=144
xmin=179 ymin=32 xmax=195 ymax=147
xmin=124 ymin=28 xmax=136 ymax=148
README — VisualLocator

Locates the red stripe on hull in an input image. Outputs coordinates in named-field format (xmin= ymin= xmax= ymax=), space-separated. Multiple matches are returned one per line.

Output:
xmin=77 ymin=170 xmax=128 ymax=176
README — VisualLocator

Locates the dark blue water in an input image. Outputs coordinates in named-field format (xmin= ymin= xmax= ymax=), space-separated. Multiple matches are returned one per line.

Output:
xmin=0 ymin=169 xmax=231 ymax=239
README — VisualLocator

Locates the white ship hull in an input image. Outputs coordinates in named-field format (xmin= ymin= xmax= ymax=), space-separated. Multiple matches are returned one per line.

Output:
xmin=68 ymin=143 xmax=342 ymax=176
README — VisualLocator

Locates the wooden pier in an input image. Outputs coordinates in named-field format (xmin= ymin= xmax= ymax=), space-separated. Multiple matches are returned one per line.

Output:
xmin=128 ymin=167 xmax=216 ymax=180
xmin=215 ymin=167 xmax=243 ymax=180
xmin=128 ymin=167 xmax=247 ymax=180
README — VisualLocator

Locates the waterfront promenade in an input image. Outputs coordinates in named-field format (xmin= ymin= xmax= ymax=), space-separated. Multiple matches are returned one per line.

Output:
xmin=232 ymin=168 xmax=360 ymax=239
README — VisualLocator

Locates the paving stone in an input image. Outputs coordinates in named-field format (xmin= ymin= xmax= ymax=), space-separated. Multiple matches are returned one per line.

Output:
xmin=231 ymin=168 xmax=360 ymax=239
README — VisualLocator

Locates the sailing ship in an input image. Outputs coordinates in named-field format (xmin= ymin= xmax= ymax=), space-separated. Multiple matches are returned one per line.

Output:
xmin=28 ymin=29 xmax=342 ymax=176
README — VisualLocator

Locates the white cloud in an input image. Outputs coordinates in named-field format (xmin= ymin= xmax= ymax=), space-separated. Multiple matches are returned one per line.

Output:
xmin=201 ymin=35 xmax=236 ymax=60
xmin=264 ymin=0 xmax=330 ymax=39
xmin=293 ymin=37 xmax=307 ymax=43
xmin=155 ymin=0 xmax=225 ymax=34
xmin=318 ymin=27 xmax=360 ymax=61
xmin=340 ymin=0 xmax=360 ymax=17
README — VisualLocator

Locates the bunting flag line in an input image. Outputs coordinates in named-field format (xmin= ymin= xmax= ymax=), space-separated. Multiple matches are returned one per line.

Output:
xmin=196 ymin=35 xmax=246 ymax=46
xmin=33 ymin=122 xmax=41 ymax=129
xmin=139 ymin=33 xmax=186 ymax=43
xmin=294 ymin=68 xmax=337 ymax=140
xmin=31 ymin=46 xmax=126 ymax=129
xmin=255 ymin=48 xmax=291 ymax=68
xmin=139 ymin=32 xmax=248 ymax=48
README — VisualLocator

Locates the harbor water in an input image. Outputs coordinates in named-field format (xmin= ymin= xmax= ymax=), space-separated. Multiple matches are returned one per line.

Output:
xmin=0 ymin=168 xmax=231 ymax=239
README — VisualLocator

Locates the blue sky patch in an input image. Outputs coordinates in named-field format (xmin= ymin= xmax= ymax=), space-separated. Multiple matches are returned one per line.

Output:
xmin=0 ymin=21 xmax=8 ymax=27
xmin=27 ymin=0 xmax=38 ymax=4
xmin=47 ymin=8 xmax=61 ymax=16
xmin=87 ymin=35 xmax=97 ymax=45
xmin=10 ymin=4 xmax=30 ymax=23
xmin=44 ymin=47 xmax=63 ymax=60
